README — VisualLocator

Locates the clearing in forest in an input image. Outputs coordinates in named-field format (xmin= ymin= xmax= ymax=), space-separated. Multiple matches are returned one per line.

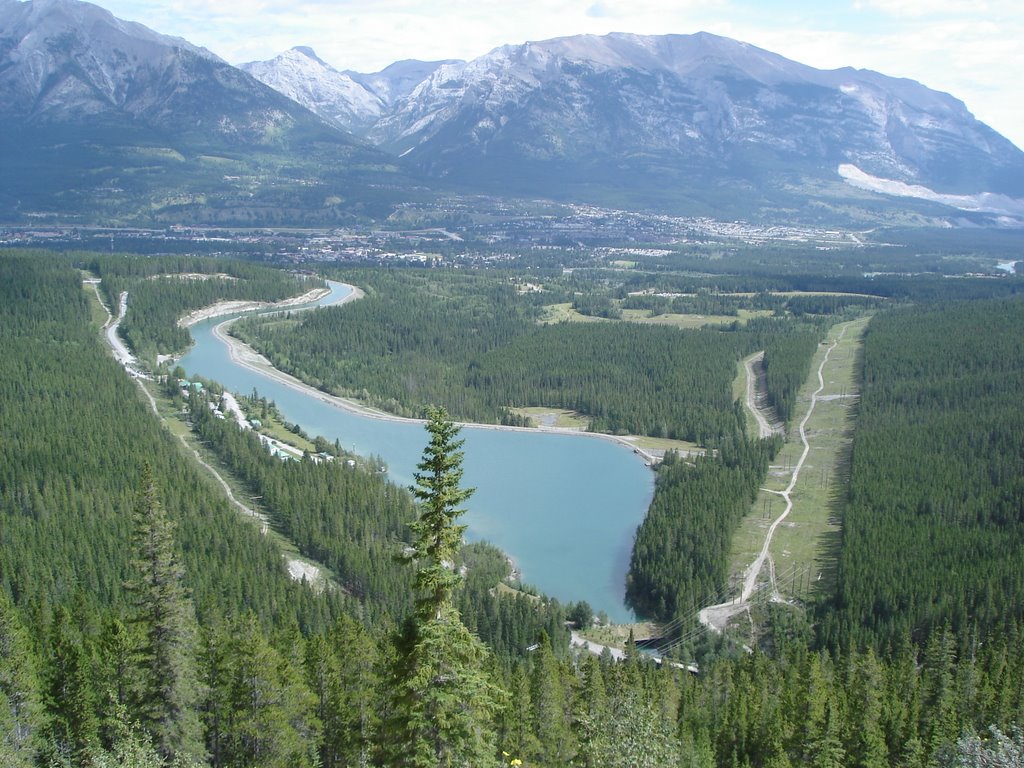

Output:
xmin=730 ymin=315 xmax=868 ymax=603
xmin=734 ymin=350 xmax=785 ymax=439
xmin=701 ymin=316 xmax=869 ymax=632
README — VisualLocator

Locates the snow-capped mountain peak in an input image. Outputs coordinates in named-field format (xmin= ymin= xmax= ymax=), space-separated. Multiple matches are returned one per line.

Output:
xmin=357 ymin=30 xmax=1023 ymax=210
xmin=1 ymin=0 xmax=216 ymax=58
xmin=241 ymin=46 xmax=384 ymax=132
xmin=4 ymin=5 xmax=1023 ymax=224
xmin=241 ymin=48 xmax=464 ymax=136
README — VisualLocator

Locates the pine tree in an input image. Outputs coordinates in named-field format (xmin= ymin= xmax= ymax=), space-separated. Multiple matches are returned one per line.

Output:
xmin=125 ymin=463 xmax=204 ymax=764
xmin=0 ymin=591 xmax=44 ymax=767
xmin=809 ymin=699 xmax=846 ymax=768
xmin=604 ymin=687 xmax=683 ymax=768
xmin=923 ymin=626 xmax=960 ymax=760
xmin=199 ymin=623 xmax=233 ymax=768
xmin=499 ymin=664 xmax=538 ymax=762
xmin=92 ymin=709 xmax=206 ymax=768
xmin=222 ymin=613 xmax=320 ymax=768
xmin=528 ymin=638 xmax=576 ymax=766
xmin=847 ymin=649 xmax=889 ymax=768
xmin=311 ymin=615 xmax=381 ymax=768
xmin=42 ymin=606 xmax=99 ymax=766
xmin=96 ymin=616 xmax=139 ymax=747
xmin=380 ymin=407 xmax=505 ymax=767
xmin=304 ymin=633 xmax=339 ymax=767
xmin=408 ymin=408 xmax=474 ymax=623
xmin=573 ymin=655 xmax=611 ymax=766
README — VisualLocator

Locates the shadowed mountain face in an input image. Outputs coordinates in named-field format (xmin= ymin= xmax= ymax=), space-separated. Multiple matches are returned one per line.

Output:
xmin=249 ymin=32 xmax=1024 ymax=221
xmin=4 ymin=0 xmax=1023 ymax=225
xmin=0 ymin=0 xmax=422 ymax=224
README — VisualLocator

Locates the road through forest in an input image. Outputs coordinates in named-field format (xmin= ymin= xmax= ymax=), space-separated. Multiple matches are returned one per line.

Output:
xmin=88 ymin=278 xmax=324 ymax=584
xmin=699 ymin=322 xmax=852 ymax=633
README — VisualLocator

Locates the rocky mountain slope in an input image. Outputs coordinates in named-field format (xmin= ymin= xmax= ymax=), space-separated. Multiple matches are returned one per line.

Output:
xmin=240 ymin=47 xmax=386 ymax=135
xmin=4 ymin=0 xmax=1023 ymax=225
xmin=240 ymin=48 xmax=456 ymax=136
xmin=251 ymin=31 xmax=1024 ymax=221
xmin=0 ymin=0 xmax=420 ymax=224
xmin=346 ymin=59 xmax=460 ymax=111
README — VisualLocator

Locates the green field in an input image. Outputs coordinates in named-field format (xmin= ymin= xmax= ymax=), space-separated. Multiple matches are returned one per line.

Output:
xmin=508 ymin=406 xmax=591 ymax=429
xmin=542 ymin=302 xmax=772 ymax=328
xmin=727 ymin=315 xmax=869 ymax=602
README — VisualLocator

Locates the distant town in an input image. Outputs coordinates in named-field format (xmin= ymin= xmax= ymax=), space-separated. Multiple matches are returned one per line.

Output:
xmin=2 ymin=198 xmax=873 ymax=267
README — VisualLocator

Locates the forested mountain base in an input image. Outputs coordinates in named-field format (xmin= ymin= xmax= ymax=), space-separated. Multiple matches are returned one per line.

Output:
xmin=4 ymin=251 xmax=1024 ymax=767
xmin=0 ymin=254 xmax=344 ymax=632
xmin=0 ymin=253 xmax=589 ymax=766
xmin=186 ymin=392 xmax=418 ymax=619
xmin=626 ymin=436 xmax=781 ymax=623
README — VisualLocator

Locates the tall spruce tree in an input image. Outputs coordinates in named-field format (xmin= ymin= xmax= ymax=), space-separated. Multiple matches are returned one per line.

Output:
xmin=0 ymin=591 xmax=44 ymax=767
xmin=125 ymin=464 xmax=204 ymax=764
xmin=408 ymin=408 xmax=474 ymax=624
xmin=304 ymin=615 xmax=381 ymax=768
xmin=528 ymin=638 xmax=576 ymax=765
xmin=220 ymin=613 xmax=319 ymax=768
xmin=380 ymin=407 xmax=504 ymax=767
xmin=42 ymin=606 xmax=99 ymax=766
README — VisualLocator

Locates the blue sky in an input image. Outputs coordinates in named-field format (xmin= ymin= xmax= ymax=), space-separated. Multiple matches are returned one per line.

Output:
xmin=99 ymin=0 xmax=1023 ymax=148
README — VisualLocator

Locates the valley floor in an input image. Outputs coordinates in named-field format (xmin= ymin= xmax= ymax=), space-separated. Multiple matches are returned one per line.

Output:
xmin=87 ymin=276 xmax=334 ymax=590
xmin=207 ymin=283 xmax=674 ymax=466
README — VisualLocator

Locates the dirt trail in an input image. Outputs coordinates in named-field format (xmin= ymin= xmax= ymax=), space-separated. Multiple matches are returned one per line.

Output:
xmin=88 ymin=278 xmax=321 ymax=585
xmin=699 ymin=322 xmax=852 ymax=633
xmin=744 ymin=351 xmax=783 ymax=439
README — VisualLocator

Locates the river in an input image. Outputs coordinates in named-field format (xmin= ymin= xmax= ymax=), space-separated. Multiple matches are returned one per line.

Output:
xmin=178 ymin=281 xmax=655 ymax=622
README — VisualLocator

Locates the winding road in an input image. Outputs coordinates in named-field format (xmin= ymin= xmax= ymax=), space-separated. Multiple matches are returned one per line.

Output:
xmin=87 ymin=277 xmax=322 ymax=584
xmin=699 ymin=322 xmax=852 ymax=633
xmin=743 ymin=351 xmax=783 ymax=439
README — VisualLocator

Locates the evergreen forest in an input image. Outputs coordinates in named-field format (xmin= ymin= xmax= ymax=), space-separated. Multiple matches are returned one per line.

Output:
xmin=2 ymin=249 xmax=1024 ymax=767
xmin=231 ymin=269 xmax=825 ymax=443
xmin=87 ymin=254 xmax=320 ymax=365
xmin=821 ymin=298 xmax=1024 ymax=652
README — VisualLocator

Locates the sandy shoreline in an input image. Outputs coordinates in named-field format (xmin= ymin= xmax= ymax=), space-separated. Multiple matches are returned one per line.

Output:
xmin=198 ymin=282 xmax=661 ymax=465
xmin=177 ymin=285 xmax=334 ymax=328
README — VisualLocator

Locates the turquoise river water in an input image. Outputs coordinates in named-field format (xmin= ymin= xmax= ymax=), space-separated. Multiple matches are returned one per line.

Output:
xmin=178 ymin=281 xmax=655 ymax=622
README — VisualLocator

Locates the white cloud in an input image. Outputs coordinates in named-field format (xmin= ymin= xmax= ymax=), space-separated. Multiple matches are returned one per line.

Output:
xmin=855 ymin=0 xmax=1011 ymax=18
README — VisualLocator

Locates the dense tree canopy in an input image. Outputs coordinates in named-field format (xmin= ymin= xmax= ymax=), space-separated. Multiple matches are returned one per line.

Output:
xmin=3 ymin=250 xmax=1024 ymax=768
xmin=822 ymin=298 xmax=1024 ymax=652
xmin=88 ymin=254 xmax=318 ymax=362
xmin=234 ymin=269 xmax=825 ymax=443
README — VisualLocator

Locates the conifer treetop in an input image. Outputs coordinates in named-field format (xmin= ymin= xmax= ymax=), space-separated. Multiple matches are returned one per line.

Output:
xmin=409 ymin=406 xmax=475 ymax=621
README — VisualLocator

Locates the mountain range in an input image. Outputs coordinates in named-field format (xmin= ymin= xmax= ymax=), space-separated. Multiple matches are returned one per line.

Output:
xmin=0 ymin=0 xmax=420 ymax=224
xmin=4 ymin=0 xmax=1024 ymax=226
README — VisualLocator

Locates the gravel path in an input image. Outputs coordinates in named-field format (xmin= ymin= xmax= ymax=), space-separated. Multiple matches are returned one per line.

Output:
xmin=699 ymin=322 xmax=852 ymax=632
xmin=743 ymin=351 xmax=783 ymax=439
